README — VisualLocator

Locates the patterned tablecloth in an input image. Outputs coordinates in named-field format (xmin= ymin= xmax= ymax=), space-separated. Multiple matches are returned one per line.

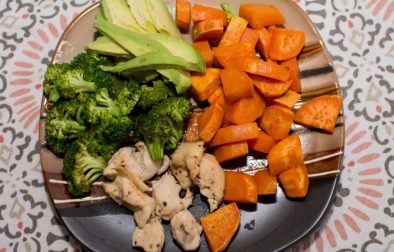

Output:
xmin=0 ymin=0 xmax=393 ymax=251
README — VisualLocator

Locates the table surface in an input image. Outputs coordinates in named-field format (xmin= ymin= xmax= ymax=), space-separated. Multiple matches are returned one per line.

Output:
xmin=1 ymin=0 xmax=393 ymax=251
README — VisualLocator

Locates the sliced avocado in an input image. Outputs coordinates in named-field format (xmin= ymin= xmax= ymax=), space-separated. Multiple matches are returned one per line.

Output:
xmin=88 ymin=36 xmax=130 ymax=58
xmin=100 ymin=51 xmax=192 ymax=73
xmin=101 ymin=0 xmax=146 ymax=33
xmin=177 ymin=70 xmax=192 ymax=94
xmin=124 ymin=70 xmax=159 ymax=83
xmin=147 ymin=34 xmax=205 ymax=72
xmin=145 ymin=0 xmax=182 ymax=38
xmin=127 ymin=0 xmax=157 ymax=33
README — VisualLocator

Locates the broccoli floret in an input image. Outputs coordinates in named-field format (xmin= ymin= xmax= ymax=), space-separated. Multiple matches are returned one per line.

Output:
xmin=45 ymin=99 xmax=87 ymax=155
xmin=137 ymin=80 xmax=175 ymax=110
xmin=134 ymin=111 xmax=184 ymax=160
xmin=109 ymin=80 xmax=141 ymax=115
xmin=99 ymin=113 xmax=133 ymax=143
xmin=63 ymin=141 xmax=107 ymax=196
xmin=71 ymin=51 xmax=121 ymax=89
xmin=43 ymin=64 xmax=70 ymax=102
xmin=80 ymin=88 xmax=122 ymax=124
xmin=55 ymin=69 xmax=97 ymax=98
xmin=150 ymin=97 xmax=192 ymax=122
xmin=46 ymin=100 xmax=86 ymax=141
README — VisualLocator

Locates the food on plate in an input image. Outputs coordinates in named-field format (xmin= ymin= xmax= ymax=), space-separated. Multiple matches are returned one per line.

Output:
xmin=294 ymin=95 xmax=343 ymax=133
xmin=176 ymin=0 xmax=191 ymax=32
xmin=254 ymin=169 xmax=277 ymax=195
xmin=152 ymin=173 xmax=193 ymax=220
xmin=171 ymin=141 xmax=205 ymax=189
xmin=194 ymin=154 xmax=225 ymax=211
xmin=42 ymin=0 xmax=344 ymax=250
xmin=200 ymin=202 xmax=240 ymax=252
xmin=132 ymin=217 xmax=165 ymax=252
xmin=224 ymin=171 xmax=258 ymax=203
xmin=171 ymin=210 xmax=202 ymax=251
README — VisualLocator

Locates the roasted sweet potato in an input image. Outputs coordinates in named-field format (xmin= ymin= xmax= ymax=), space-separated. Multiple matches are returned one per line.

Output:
xmin=256 ymin=27 xmax=271 ymax=59
xmin=267 ymin=134 xmax=304 ymax=176
xmin=269 ymin=28 xmax=305 ymax=61
xmin=240 ymin=28 xmax=260 ymax=47
xmin=192 ymin=19 xmax=224 ymax=41
xmin=226 ymin=91 xmax=265 ymax=125
xmin=176 ymin=0 xmax=191 ymax=32
xmin=243 ymin=57 xmax=290 ymax=82
xmin=224 ymin=171 xmax=258 ymax=203
xmin=258 ymin=105 xmax=295 ymax=140
xmin=251 ymin=75 xmax=292 ymax=98
xmin=254 ymin=169 xmax=277 ymax=195
xmin=192 ymin=4 xmax=228 ymax=25
xmin=209 ymin=122 xmax=259 ymax=146
xmin=214 ymin=141 xmax=249 ymax=163
xmin=273 ymin=90 xmax=301 ymax=109
xmin=248 ymin=130 xmax=276 ymax=153
xmin=193 ymin=40 xmax=214 ymax=67
xmin=281 ymin=57 xmax=302 ymax=93
xmin=191 ymin=68 xmax=221 ymax=102
xmin=184 ymin=112 xmax=201 ymax=142
xmin=198 ymin=103 xmax=224 ymax=142
xmin=200 ymin=202 xmax=240 ymax=252
xmin=213 ymin=43 xmax=256 ymax=69
xmin=279 ymin=164 xmax=309 ymax=198
xmin=294 ymin=95 xmax=343 ymax=133
xmin=239 ymin=4 xmax=285 ymax=29
xmin=219 ymin=68 xmax=254 ymax=102
xmin=219 ymin=16 xmax=248 ymax=46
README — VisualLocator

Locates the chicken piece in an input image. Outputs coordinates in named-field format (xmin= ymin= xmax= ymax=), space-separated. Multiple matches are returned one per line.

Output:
xmin=104 ymin=142 xmax=170 ymax=181
xmin=171 ymin=210 xmax=202 ymax=251
xmin=152 ymin=174 xmax=193 ymax=221
xmin=103 ymin=175 xmax=155 ymax=228
xmin=171 ymin=141 xmax=205 ymax=189
xmin=194 ymin=154 xmax=225 ymax=212
xmin=132 ymin=217 xmax=165 ymax=252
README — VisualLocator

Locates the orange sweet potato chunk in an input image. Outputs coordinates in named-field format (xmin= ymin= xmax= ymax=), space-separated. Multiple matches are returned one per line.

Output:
xmin=200 ymin=202 xmax=240 ymax=252
xmin=224 ymin=171 xmax=258 ymax=203
xmin=279 ymin=164 xmax=309 ymax=198
xmin=267 ymin=134 xmax=304 ymax=176
xmin=258 ymin=105 xmax=295 ymax=140
xmin=294 ymin=95 xmax=343 ymax=133
xmin=254 ymin=169 xmax=277 ymax=195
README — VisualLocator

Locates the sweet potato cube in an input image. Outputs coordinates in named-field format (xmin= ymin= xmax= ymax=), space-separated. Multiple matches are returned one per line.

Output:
xmin=273 ymin=90 xmax=301 ymax=109
xmin=258 ymin=105 xmax=294 ymax=140
xmin=200 ymin=202 xmax=240 ymax=252
xmin=209 ymin=122 xmax=259 ymax=146
xmin=267 ymin=134 xmax=304 ymax=176
xmin=214 ymin=141 xmax=249 ymax=163
xmin=248 ymin=130 xmax=276 ymax=153
xmin=191 ymin=68 xmax=221 ymax=102
xmin=198 ymin=103 xmax=224 ymax=142
xmin=243 ymin=57 xmax=290 ymax=81
xmin=213 ymin=43 xmax=256 ymax=69
xmin=281 ymin=57 xmax=302 ymax=92
xmin=254 ymin=169 xmax=277 ymax=195
xmin=240 ymin=28 xmax=260 ymax=47
xmin=224 ymin=171 xmax=258 ymax=203
xmin=294 ymin=95 xmax=343 ymax=133
xmin=192 ymin=19 xmax=224 ymax=42
xmin=279 ymin=164 xmax=309 ymax=198
xmin=193 ymin=40 xmax=214 ymax=67
xmin=251 ymin=75 xmax=292 ymax=98
xmin=219 ymin=68 xmax=254 ymax=102
xmin=239 ymin=4 xmax=285 ymax=29
xmin=226 ymin=91 xmax=265 ymax=124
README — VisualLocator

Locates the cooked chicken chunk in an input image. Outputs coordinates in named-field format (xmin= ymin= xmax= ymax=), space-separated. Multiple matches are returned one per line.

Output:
xmin=194 ymin=154 xmax=225 ymax=212
xmin=104 ymin=142 xmax=169 ymax=181
xmin=171 ymin=210 xmax=202 ymax=251
xmin=171 ymin=141 xmax=204 ymax=189
xmin=132 ymin=217 xmax=165 ymax=252
xmin=103 ymin=175 xmax=155 ymax=228
xmin=152 ymin=174 xmax=193 ymax=220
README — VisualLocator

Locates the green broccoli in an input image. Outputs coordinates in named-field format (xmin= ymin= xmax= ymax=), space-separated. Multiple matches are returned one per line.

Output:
xmin=71 ymin=51 xmax=121 ymax=89
xmin=45 ymin=99 xmax=87 ymax=155
xmin=55 ymin=69 xmax=97 ymax=99
xmin=63 ymin=140 xmax=108 ymax=196
xmin=46 ymin=99 xmax=86 ymax=141
xmin=134 ymin=97 xmax=191 ymax=160
xmin=43 ymin=64 xmax=70 ymax=102
xmin=150 ymin=97 xmax=192 ymax=122
xmin=137 ymin=80 xmax=175 ymax=110
xmin=99 ymin=113 xmax=133 ymax=143
xmin=109 ymin=80 xmax=141 ymax=115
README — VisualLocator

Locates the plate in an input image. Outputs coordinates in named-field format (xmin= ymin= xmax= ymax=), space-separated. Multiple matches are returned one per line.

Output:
xmin=39 ymin=0 xmax=345 ymax=251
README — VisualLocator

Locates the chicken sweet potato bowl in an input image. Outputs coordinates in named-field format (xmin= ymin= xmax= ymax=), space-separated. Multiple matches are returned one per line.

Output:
xmin=39 ymin=0 xmax=344 ymax=251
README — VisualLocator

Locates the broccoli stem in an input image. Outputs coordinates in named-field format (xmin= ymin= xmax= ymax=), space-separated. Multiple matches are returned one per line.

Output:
xmin=96 ymin=89 xmax=121 ymax=117
xmin=220 ymin=2 xmax=238 ymax=22
xmin=68 ymin=74 xmax=96 ymax=93
xmin=145 ymin=138 xmax=165 ymax=160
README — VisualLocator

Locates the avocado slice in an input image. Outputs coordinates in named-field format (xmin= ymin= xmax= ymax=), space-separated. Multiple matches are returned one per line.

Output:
xmin=94 ymin=19 xmax=185 ymax=90
xmin=147 ymin=34 xmax=205 ymax=72
xmin=87 ymin=36 xmax=130 ymax=58
xmin=101 ymin=0 xmax=146 ymax=33
xmin=100 ymin=51 xmax=193 ymax=73
xmin=145 ymin=0 xmax=182 ymax=38
xmin=127 ymin=0 xmax=157 ymax=33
